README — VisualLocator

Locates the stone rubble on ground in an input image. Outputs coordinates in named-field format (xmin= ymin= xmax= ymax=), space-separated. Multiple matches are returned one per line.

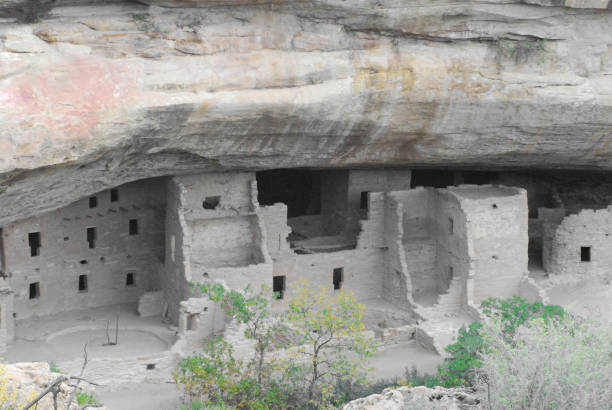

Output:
xmin=343 ymin=385 xmax=481 ymax=410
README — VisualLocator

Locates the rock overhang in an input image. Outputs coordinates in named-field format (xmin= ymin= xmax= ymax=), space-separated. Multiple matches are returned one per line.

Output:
xmin=0 ymin=0 xmax=610 ymax=225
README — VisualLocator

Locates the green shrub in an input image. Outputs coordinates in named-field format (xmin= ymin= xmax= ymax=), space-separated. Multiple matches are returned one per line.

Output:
xmin=477 ymin=315 xmax=612 ymax=409
xmin=76 ymin=391 xmax=97 ymax=406
xmin=436 ymin=297 xmax=565 ymax=387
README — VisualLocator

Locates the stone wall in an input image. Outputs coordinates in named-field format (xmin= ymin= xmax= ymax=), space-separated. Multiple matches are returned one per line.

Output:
xmin=452 ymin=186 xmax=528 ymax=304
xmin=547 ymin=207 xmax=612 ymax=276
xmin=2 ymin=179 xmax=166 ymax=320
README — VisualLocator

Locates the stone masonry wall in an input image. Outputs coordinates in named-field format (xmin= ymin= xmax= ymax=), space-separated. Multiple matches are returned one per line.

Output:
xmin=548 ymin=207 xmax=612 ymax=276
xmin=3 ymin=179 xmax=166 ymax=320
xmin=453 ymin=186 xmax=528 ymax=304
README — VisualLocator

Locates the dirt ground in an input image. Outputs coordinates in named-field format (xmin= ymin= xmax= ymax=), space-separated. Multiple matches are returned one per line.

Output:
xmin=95 ymin=340 xmax=443 ymax=410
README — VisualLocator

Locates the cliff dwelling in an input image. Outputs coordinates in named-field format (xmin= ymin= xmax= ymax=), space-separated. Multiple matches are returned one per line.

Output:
xmin=2 ymin=166 xmax=611 ymax=367
xmin=0 ymin=0 xmax=610 ymax=406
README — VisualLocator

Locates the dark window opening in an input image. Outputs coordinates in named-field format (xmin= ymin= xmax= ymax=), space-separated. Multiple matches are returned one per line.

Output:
xmin=29 ymin=282 xmax=40 ymax=299
xmin=333 ymin=268 xmax=344 ymax=290
xmin=110 ymin=189 xmax=119 ymax=202
xmin=146 ymin=364 xmax=156 ymax=370
xmin=581 ymin=246 xmax=591 ymax=262
xmin=448 ymin=218 xmax=454 ymax=235
xmin=360 ymin=192 xmax=369 ymax=211
xmin=492 ymin=204 xmax=498 ymax=209
xmin=256 ymin=169 xmax=321 ymax=217
xmin=126 ymin=272 xmax=135 ymax=286
xmin=78 ymin=274 xmax=88 ymax=292
xmin=273 ymin=275 xmax=286 ymax=300
xmin=410 ymin=169 xmax=455 ymax=188
xmin=129 ymin=219 xmax=139 ymax=235
xmin=462 ymin=171 xmax=499 ymax=185
xmin=63 ymin=237 xmax=69 ymax=241
xmin=449 ymin=266 xmax=454 ymax=279
xmin=80 ymin=260 xmax=88 ymax=265
xmin=529 ymin=208 xmax=539 ymax=219
xmin=86 ymin=227 xmax=97 ymax=249
xmin=203 ymin=196 xmax=221 ymax=210
xmin=28 ymin=232 xmax=41 ymax=257
xmin=89 ymin=196 xmax=98 ymax=208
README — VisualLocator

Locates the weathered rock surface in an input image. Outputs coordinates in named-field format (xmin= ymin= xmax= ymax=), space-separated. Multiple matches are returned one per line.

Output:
xmin=1 ymin=362 xmax=104 ymax=409
xmin=0 ymin=1 xmax=610 ymax=224
xmin=343 ymin=385 xmax=481 ymax=410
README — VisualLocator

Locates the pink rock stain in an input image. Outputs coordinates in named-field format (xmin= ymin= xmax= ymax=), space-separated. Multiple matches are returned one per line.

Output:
xmin=3 ymin=57 xmax=138 ymax=143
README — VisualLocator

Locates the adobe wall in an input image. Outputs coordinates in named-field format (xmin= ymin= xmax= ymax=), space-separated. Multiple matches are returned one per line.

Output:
xmin=547 ymin=207 xmax=612 ymax=276
xmin=0 ymin=286 xmax=14 ymax=353
xmin=451 ymin=186 xmax=528 ymax=304
xmin=2 ymin=179 xmax=166 ymax=320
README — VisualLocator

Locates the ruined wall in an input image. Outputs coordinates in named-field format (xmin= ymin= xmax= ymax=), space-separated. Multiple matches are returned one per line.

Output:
xmin=2 ymin=179 xmax=166 ymax=320
xmin=454 ymin=186 xmax=528 ymax=304
xmin=261 ymin=204 xmax=292 ymax=259
xmin=432 ymin=189 xmax=470 ymax=303
xmin=547 ymin=207 xmax=612 ymax=276
xmin=272 ymin=248 xmax=386 ymax=305
xmin=381 ymin=194 xmax=411 ymax=307
xmin=346 ymin=169 xmax=412 ymax=238
xmin=163 ymin=178 xmax=190 ymax=324
xmin=171 ymin=173 xmax=273 ymax=319
xmin=0 ymin=286 xmax=14 ymax=353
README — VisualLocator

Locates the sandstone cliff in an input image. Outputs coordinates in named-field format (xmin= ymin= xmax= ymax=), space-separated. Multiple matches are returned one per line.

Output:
xmin=0 ymin=1 xmax=610 ymax=224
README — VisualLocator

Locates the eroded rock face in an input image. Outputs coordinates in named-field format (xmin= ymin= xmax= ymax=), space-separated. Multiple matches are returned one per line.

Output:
xmin=343 ymin=385 xmax=481 ymax=410
xmin=0 ymin=1 xmax=610 ymax=224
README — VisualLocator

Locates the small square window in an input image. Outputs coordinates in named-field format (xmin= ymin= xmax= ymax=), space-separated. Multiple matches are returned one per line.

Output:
xmin=89 ymin=196 xmax=98 ymax=208
xmin=78 ymin=275 xmax=88 ymax=292
xmin=129 ymin=219 xmax=139 ymax=236
xmin=581 ymin=246 xmax=591 ymax=262
xmin=203 ymin=196 xmax=221 ymax=210
xmin=126 ymin=272 xmax=135 ymax=287
xmin=110 ymin=189 xmax=119 ymax=202
xmin=29 ymin=282 xmax=40 ymax=299
xmin=273 ymin=275 xmax=286 ymax=300
xmin=333 ymin=268 xmax=344 ymax=290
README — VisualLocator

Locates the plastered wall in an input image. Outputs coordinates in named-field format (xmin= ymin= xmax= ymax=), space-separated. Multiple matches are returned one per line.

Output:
xmin=547 ymin=207 xmax=612 ymax=276
xmin=2 ymin=179 xmax=166 ymax=320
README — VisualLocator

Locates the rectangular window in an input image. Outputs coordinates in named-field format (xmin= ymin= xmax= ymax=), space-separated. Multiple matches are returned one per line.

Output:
xmin=110 ymin=189 xmax=119 ymax=202
xmin=89 ymin=196 xmax=98 ymax=208
xmin=203 ymin=196 xmax=221 ymax=210
xmin=360 ymin=192 xmax=369 ymax=211
xmin=448 ymin=218 xmax=454 ymax=235
xmin=29 ymin=282 xmax=40 ymax=299
xmin=86 ymin=227 xmax=97 ymax=249
xmin=28 ymin=232 xmax=41 ymax=257
xmin=333 ymin=268 xmax=344 ymax=290
xmin=129 ymin=219 xmax=139 ymax=236
xmin=449 ymin=266 xmax=454 ymax=279
xmin=126 ymin=272 xmax=135 ymax=287
xmin=273 ymin=275 xmax=286 ymax=300
xmin=78 ymin=274 xmax=88 ymax=292
xmin=581 ymin=246 xmax=591 ymax=262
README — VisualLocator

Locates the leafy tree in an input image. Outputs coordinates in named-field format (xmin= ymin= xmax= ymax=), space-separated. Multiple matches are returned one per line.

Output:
xmin=195 ymin=283 xmax=283 ymax=391
xmin=437 ymin=321 xmax=485 ymax=387
xmin=283 ymin=281 xmax=378 ymax=407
